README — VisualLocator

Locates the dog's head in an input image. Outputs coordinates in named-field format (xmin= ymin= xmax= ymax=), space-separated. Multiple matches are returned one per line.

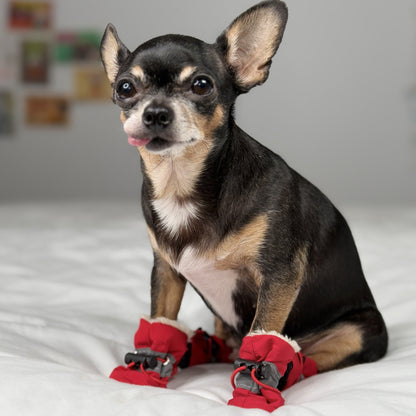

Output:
xmin=100 ymin=0 xmax=287 ymax=155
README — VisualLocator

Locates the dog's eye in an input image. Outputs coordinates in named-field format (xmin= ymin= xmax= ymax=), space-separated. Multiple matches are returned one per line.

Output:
xmin=117 ymin=81 xmax=137 ymax=99
xmin=191 ymin=77 xmax=213 ymax=96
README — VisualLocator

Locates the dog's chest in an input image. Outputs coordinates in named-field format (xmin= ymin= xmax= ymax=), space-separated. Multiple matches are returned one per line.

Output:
xmin=152 ymin=197 xmax=198 ymax=237
xmin=177 ymin=247 xmax=240 ymax=329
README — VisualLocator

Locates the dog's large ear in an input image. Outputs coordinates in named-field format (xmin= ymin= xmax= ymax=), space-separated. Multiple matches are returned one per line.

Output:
xmin=100 ymin=24 xmax=130 ymax=84
xmin=216 ymin=0 xmax=288 ymax=92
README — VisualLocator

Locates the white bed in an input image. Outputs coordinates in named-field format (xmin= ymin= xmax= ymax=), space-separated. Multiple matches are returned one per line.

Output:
xmin=1 ymin=201 xmax=415 ymax=415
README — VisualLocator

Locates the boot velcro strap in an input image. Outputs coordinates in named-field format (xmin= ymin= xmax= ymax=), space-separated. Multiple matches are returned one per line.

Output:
xmin=124 ymin=348 xmax=176 ymax=378
xmin=233 ymin=359 xmax=282 ymax=394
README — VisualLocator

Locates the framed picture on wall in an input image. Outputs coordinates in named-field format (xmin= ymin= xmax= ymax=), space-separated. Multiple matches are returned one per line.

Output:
xmin=21 ymin=40 xmax=49 ymax=83
xmin=0 ymin=91 xmax=14 ymax=135
xmin=0 ymin=37 xmax=18 ymax=82
xmin=25 ymin=96 xmax=70 ymax=126
xmin=54 ymin=31 xmax=101 ymax=63
xmin=8 ymin=1 xmax=52 ymax=30
xmin=74 ymin=67 xmax=112 ymax=101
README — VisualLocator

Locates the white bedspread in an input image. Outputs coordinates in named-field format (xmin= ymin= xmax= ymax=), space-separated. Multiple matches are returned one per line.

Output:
xmin=1 ymin=201 xmax=415 ymax=415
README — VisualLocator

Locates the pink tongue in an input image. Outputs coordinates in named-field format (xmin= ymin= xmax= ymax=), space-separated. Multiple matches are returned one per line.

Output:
xmin=128 ymin=136 xmax=151 ymax=147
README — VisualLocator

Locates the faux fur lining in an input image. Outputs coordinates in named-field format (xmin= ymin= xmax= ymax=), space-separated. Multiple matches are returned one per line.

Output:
xmin=141 ymin=315 xmax=194 ymax=339
xmin=248 ymin=330 xmax=301 ymax=353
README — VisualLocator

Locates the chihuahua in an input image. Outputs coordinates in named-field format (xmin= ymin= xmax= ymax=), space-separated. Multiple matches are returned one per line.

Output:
xmin=101 ymin=0 xmax=387 ymax=410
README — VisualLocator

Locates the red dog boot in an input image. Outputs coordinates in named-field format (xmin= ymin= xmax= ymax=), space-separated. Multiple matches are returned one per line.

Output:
xmin=179 ymin=328 xmax=233 ymax=368
xmin=110 ymin=317 xmax=192 ymax=387
xmin=228 ymin=331 xmax=317 ymax=412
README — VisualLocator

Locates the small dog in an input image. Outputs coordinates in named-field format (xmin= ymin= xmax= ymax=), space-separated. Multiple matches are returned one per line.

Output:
xmin=101 ymin=0 xmax=387 ymax=410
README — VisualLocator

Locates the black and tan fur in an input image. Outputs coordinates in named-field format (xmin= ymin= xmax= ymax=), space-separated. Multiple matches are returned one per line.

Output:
xmin=101 ymin=0 xmax=387 ymax=373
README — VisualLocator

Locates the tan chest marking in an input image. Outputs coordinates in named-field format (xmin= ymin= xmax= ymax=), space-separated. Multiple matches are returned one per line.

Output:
xmin=138 ymin=104 xmax=224 ymax=199
xmin=140 ymin=144 xmax=207 ymax=200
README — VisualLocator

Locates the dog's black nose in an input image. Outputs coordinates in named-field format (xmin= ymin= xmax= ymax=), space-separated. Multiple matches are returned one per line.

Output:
xmin=142 ymin=105 xmax=173 ymax=129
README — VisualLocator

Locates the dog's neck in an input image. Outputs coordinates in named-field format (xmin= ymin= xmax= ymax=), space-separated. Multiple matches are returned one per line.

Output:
xmin=139 ymin=106 xmax=230 ymax=201
xmin=138 ymin=138 xmax=213 ymax=201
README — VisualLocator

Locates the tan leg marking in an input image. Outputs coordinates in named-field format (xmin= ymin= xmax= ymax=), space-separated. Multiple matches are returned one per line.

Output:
xmin=146 ymin=226 xmax=158 ymax=251
xmin=147 ymin=226 xmax=176 ymax=268
xmin=215 ymin=316 xmax=241 ymax=359
xmin=151 ymin=257 xmax=186 ymax=320
xmin=250 ymin=246 xmax=308 ymax=333
xmin=147 ymin=226 xmax=184 ymax=319
xmin=252 ymin=285 xmax=299 ymax=334
xmin=214 ymin=316 xmax=230 ymax=340
xmin=299 ymin=323 xmax=364 ymax=372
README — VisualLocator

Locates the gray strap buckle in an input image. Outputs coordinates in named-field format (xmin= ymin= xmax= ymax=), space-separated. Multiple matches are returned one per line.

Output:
xmin=233 ymin=358 xmax=282 ymax=394
xmin=124 ymin=348 xmax=176 ymax=378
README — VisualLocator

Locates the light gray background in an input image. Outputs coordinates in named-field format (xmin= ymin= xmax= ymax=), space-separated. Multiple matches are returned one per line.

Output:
xmin=1 ymin=0 xmax=415 ymax=204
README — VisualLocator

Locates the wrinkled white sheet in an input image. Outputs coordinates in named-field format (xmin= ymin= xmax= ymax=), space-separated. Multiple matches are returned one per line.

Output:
xmin=0 ymin=201 xmax=415 ymax=415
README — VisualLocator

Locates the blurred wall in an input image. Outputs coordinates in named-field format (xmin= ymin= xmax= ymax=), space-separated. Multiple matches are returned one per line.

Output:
xmin=0 ymin=0 xmax=415 ymax=204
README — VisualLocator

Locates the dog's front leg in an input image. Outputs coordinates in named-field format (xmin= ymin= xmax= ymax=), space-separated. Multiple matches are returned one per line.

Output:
xmin=150 ymin=251 xmax=186 ymax=320
xmin=228 ymin=262 xmax=318 ymax=412
xmin=109 ymin=252 xmax=191 ymax=387
xmin=250 ymin=278 xmax=301 ymax=335
xmin=110 ymin=251 xmax=232 ymax=386
xmin=150 ymin=251 xmax=233 ymax=367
